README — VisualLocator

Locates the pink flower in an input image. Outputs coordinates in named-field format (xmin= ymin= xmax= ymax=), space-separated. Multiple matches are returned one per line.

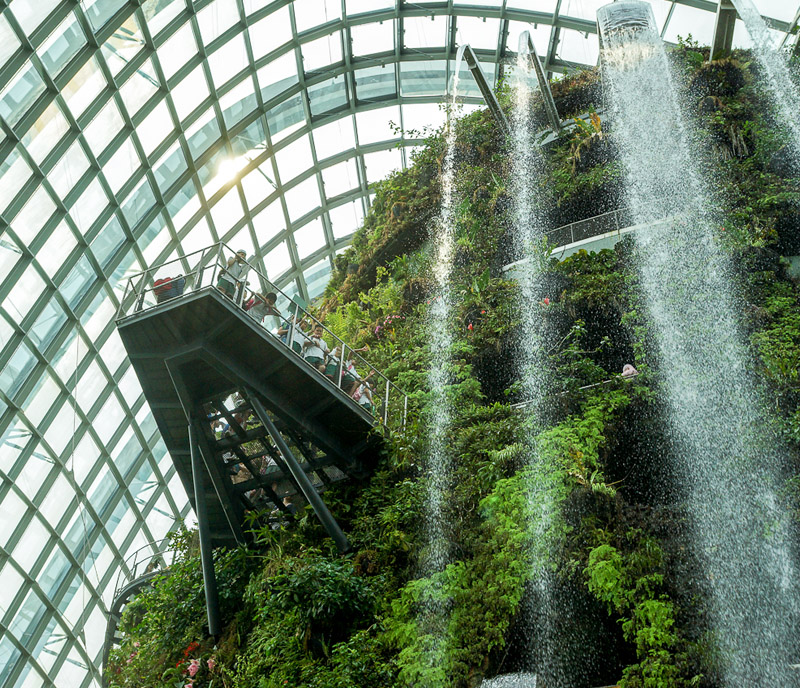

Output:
xmin=543 ymin=297 xmax=550 ymax=306
xmin=188 ymin=659 xmax=200 ymax=677
xmin=207 ymin=658 xmax=217 ymax=671
xmin=133 ymin=642 xmax=140 ymax=648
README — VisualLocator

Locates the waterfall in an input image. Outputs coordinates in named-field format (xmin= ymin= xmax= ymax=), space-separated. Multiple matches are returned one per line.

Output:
xmin=597 ymin=1 xmax=800 ymax=684
xmin=510 ymin=36 xmax=574 ymax=688
xmin=417 ymin=50 xmax=465 ymax=679
xmin=729 ymin=0 xmax=800 ymax=159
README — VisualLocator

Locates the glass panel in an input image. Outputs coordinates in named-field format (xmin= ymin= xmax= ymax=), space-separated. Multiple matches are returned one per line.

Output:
xmin=364 ymin=148 xmax=402 ymax=181
xmin=170 ymin=65 xmax=209 ymax=122
xmin=83 ymin=0 xmax=127 ymax=31
xmin=265 ymin=240 xmax=291 ymax=278
xmin=197 ymin=0 xmax=240 ymax=44
xmin=157 ymin=22 xmax=196 ymax=80
xmin=207 ymin=32 xmax=248 ymax=88
xmin=103 ymin=136 xmax=140 ymax=194
xmin=11 ymin=186 xmax=57 ymax=246
xmin=346 ymin=0 xmax=393 ymax=15
xmin=307 ymin=75 xmax=348 ymax=117
xmin=294 ymin=218 xmax=326 ymax=259
xmin=354 ymin=65 xmax=396 ymax=103
xmin=295 ymin=0 xmax=341 ymax=32
xmin=400 ymin=59 xmax=447 ymax=96
xmin=328 ymin=200 xmax=363 ymax=239
xmin=119 ymin=59 xmax=159 ymax=116
xmin=302 ymin=32 xmax=342 ymax=72
xmin=313 ymin=116 xmax=355 ymax=160
xmin=0 ymin=148 xmax=33 ymax=214
xmin=29 ymin=301 xmax=68 ymax=351
xmin=249 ymin=6 xmax=292 ymax=60
xmin=36 ymin=220 xmax=77 ymax=279
xmin=70 ymin=178 xmax=107 ymax=234
xmin=60 ymin=255 xmax=96 ymax=309
xmin=62 ymin=57 xmax=106 ymax=118
xmin=0 ymin=341 xmax=37 ymax=399
xmin=404 ymin=15 xmax=448 ymax=49
xmin=153 ymin=141 xmax=188 ymax=192
xmin=252 ymin=201 xmax=285 ymax=246
xmin=84 ymin=99 xmax=125 ymax=156
xmin=0 ymin=13 xmax=22 ymax=70
xmin=102 ymin=13 xmax=145 ymax=76
xmin=47 ymin=141 xmax=90 ymax=200
xmin=218 ymin=76 xmax=257 ymax=128
xmin=185 ymin=109 xmax=220 ymax=159
xmin=91 ymin=216 xmax=126 ymax=268
xmin=136 ymin=99 xmax=173 ymax=157
xmin=241 ymin=162 xmax=277 ymax=208
xmin=257 ymin=51 xmax=298 ymax=101
xmin=283 ymin=176 xmax=319 ymax=221
xmin=8 ymin=0 xmax=61 ymax=34
xmin=274 ymin=135 xmax=313 ymax=182
xmin=351 ymin=20 xmax=395 ymax=56
xmin=0 ymin=62 xmax=46 ymax=128
xmin=38 ymin=13 xmax=87 ymax=76
xmin=142 ymin=0 xmax=185 ymax=36
xmin=209 ymin=187 xmax=243 ymax=234
xmin=121 ymin=177 xmax=156 ymax=228
xmin=356 ymin=105 xmax=400 ymax=144
xmin=322 ymin=159 xmax=359 ymax=198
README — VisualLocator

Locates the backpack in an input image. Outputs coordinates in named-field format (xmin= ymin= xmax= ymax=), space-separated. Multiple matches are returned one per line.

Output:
xmin=153 ymin=276 xmax=185 ymax=303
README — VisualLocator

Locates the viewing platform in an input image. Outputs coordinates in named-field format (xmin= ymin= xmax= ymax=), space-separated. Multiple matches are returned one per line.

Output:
xmin=115 ymin=244 xmax=407 ymax=633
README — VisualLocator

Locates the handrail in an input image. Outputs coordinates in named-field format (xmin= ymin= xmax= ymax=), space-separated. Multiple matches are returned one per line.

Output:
xmin=112 ymin=538 xmax=174 ymax=600
xmin=115 ymin=243 xmax=409 ymax=430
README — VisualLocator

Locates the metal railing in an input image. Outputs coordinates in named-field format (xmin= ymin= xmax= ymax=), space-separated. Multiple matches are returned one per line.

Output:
xmin=112 ymin=538 xmax=174 ymax=601
xmin=546 ymin=206 xmax=634 ymax=250
xmin=115 ymin=243 xmax=409 ymax=430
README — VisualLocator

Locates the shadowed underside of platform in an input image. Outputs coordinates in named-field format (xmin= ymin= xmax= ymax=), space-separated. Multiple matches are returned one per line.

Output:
xmin=117 ymin=288 xmax=384 ymax=548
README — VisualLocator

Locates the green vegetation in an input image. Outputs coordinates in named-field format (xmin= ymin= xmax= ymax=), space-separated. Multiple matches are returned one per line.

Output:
xmin=108 ymin=47 xmax=800 ymax=688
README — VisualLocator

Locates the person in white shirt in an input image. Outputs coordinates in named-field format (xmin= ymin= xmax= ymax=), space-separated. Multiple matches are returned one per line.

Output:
xmin=303 ymin=323 xmax=330 ymax=372
xmin=278 ymin=315 xmax=309 ymax=353
xmin=217 ymin=250 xmax=250 ymax=300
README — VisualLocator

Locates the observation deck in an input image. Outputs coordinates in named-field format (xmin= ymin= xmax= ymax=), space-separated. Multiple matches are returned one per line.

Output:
xmin=115 ymin=244 xmax=407 ymax=633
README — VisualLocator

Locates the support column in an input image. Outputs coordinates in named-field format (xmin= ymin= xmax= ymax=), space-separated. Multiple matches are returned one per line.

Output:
xmin=248 ymin=393 xmax=351 ymax=553
xmin=462 ymin=45 xmax=511 ymax=137
xmin=522 ymin=31 xmax=561 ymax=134
xmin=189 ymin=422 xmax=222 ymax=636
xmin=710 ymin=0 xmax=737 ymax=61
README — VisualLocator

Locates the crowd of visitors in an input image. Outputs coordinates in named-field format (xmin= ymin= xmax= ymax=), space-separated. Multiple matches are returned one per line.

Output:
xmin=212 ymin=250 xmax=378 ymax=415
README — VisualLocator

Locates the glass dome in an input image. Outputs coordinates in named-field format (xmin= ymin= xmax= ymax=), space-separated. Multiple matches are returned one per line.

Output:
xmin=0 ymin=1 xmax=796 ymax=686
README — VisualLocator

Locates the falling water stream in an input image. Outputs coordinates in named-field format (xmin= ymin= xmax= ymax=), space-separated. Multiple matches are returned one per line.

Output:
xmin=729 ymin=0 xmax=800 ymax=156
xmin=417 ymin=49 xmax=465 ymax=678
xmin=598 ymin=2 xmax=799 ymax=684
xmin=507 ymin=35 xmax=575 ymax=688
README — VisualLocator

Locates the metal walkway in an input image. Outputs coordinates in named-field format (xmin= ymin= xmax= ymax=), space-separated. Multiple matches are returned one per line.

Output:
xmin=115 ymin=244 xmax=408 ymax=633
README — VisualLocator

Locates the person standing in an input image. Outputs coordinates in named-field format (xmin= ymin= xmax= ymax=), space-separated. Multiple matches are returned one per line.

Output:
xmin=217 ymin=249 xmax=250 ymax=300
xmin=303 ymin=323 xmax=330 ymax=373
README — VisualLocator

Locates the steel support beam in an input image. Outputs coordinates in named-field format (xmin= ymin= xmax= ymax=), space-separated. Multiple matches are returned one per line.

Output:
xmin=521 ymin=31 xmax=561 ymax=133
xmin=461 ymin=45 xmax=511 ymax=138
xmin=710 ymin=0 xmax=738 ymax=60
xmin=189 ymin=422 xmax=222 ymax=636
xmin=248 ymin=393 xmax=351 ymax=553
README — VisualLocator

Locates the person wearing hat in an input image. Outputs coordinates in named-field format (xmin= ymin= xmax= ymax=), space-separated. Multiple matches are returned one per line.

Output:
xmin=217 ymin=249 xmax=250 ymax=300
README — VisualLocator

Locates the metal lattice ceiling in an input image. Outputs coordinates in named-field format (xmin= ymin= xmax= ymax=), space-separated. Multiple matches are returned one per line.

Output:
xmin=0 ymin=1 xmax=798 ymax=686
